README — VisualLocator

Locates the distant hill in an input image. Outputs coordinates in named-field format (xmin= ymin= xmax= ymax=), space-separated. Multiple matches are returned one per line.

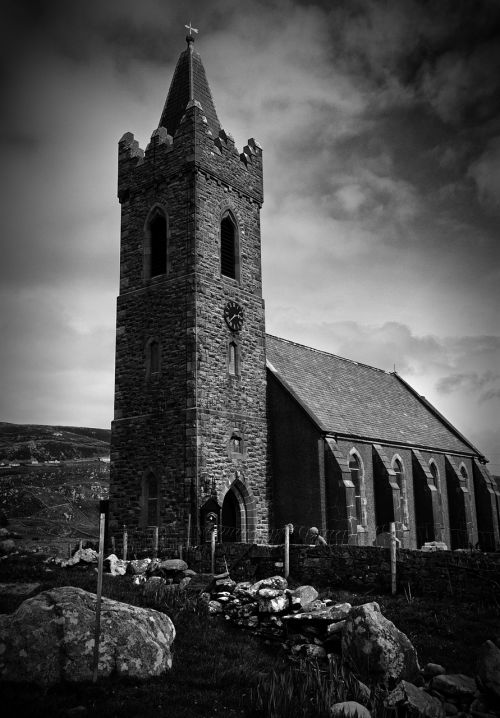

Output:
xmin=0 ymin=422 xmax=110 ymax=463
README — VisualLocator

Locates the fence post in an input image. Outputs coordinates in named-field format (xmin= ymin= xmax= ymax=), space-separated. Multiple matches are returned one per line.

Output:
xmin=284 ymin=523 xmax=290 ymax=579
xmin=187 ymin=513 xmax=191 ymax=549
xmin=111 ymin=535 xmax=116 ymax=555
xmin=152 ymin=526 xmax=159 ymax=559
xmin=390 ymin=521 xmax=397 ymax=595
xmin=210 ymin=525 xmax=216 ymax=575
xmin=92 ymin=505 xmax=106 ymax=682
xmin=122 ymin=526 xmax=128 ymax=562
xmin=178 ymin=544 xmax=183 ymax=561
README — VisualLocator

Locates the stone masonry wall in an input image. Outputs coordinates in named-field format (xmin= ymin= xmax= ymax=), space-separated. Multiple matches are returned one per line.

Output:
xmin=185 ymin=542 xmax=500 ymax=602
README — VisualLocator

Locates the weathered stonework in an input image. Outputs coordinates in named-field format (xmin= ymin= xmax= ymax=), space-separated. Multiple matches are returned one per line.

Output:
xmin=110 ymin=39 xmax=269 ymax=543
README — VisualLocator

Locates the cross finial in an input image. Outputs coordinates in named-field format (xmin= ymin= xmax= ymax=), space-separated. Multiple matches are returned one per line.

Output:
xmin=185 ymin=21 xmax=199 ymax=37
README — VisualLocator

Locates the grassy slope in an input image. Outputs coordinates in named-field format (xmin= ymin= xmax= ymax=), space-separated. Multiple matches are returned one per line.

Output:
xmin=0 ymin=422 xmax=110 ymax=462
xmin=1 ymin=555 xmax=498 ymax=717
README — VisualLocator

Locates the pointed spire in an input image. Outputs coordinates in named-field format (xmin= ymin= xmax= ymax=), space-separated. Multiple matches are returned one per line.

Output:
xmin=159 ymin=32 xmax=221 ymax=139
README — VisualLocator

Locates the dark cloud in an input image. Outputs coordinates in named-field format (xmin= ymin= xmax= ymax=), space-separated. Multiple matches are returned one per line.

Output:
xmin=0 ymin=0 xmax=499 ymax=462
xmin=437 ymin=371 xmax=500 ymax=401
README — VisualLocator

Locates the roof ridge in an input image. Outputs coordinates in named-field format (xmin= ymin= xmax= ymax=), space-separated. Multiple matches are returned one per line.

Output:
xmin=266 ymin=333 xmax=389 ymax=375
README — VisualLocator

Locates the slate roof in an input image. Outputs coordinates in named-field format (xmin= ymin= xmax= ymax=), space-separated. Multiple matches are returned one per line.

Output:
xmin=266 ymin=334 xmax=479 ymax=456
xmin=159 ymin=40 xmax=221 ymax=139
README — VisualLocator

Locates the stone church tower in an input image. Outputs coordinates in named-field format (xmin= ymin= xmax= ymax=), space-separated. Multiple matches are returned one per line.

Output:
xmin=109 ymin=34 xmax=269 ymax=544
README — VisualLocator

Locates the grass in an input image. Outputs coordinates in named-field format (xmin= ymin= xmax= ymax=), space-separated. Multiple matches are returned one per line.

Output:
xmin=0 ymin=554 xmax=286 ymax=718
xmin=1 ymin=554 xmax=499 ymax=717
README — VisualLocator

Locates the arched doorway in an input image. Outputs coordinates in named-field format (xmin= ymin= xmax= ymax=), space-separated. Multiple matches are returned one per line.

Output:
xmin=221 ymin=488 xmax=242 ymax=542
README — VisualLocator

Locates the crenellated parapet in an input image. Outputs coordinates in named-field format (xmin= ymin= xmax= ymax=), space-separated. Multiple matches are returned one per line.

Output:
xmin=118 ymin=101 xmax=263 ymax=206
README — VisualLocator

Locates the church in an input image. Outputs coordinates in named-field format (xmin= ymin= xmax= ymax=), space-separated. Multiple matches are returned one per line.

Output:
xmin=109 ymin=33 xmax=499 ymax=552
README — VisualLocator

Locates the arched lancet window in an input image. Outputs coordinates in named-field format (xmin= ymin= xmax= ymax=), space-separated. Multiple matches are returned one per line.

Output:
xmin=145 ymin=207 xmax=168 ymax=279
xmin=221 ymin=213 xmax=239 ymax=280
xmin=231 ymin=435 xmax=243 ymax=453
xmin=460 ymin=465 xmax=469 ymax=483
xmin=142 ymin=471 xmax=159 ymax=526
xmin=393 ymin=456 xmax=409 ymax=526
xmin=229 ymin=429 xmax=245 ymax=459
xmin=228 ymin=340 xmax=239 ymax=376
xmin=429 ymin=461 xmax=439 ymax=487
xmin=349 ymin=453 xmax=362 ymax=525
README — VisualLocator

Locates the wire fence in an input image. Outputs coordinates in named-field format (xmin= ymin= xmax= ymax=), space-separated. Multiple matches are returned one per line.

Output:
xmin=106 ymin=521 xmax=500 ymax=561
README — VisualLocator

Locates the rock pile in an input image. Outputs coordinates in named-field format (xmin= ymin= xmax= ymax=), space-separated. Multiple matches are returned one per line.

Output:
xmin=202 ymin=574 xmax=500 ymax=718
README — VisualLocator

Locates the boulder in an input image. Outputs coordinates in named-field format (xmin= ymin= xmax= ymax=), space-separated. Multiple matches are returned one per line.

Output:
xmin=234 ymin=581 xmax=257 ymax=600
xmin=327 ymin=603 xmax=352 ymax=621
xmin=128 ymin=558 xmax=151 ymax=575
xmin=290 ymin=585 xmax=318 ymax=608
xmin=54 ymin=548 xmax=99 ymax=567
xmin=104 ymin=553 xmax=127 ymax=576
xmin=421 ymin=541 xmax=448 ymax=552
xmin=330 ymin=701 xmax=371 ymax=718
xmin=251 ymin=575 xmax=288 ymax=592
xmin=213 ymin=578 xmax=236 ymax=593
xmin=283 ymin=603 xmax=351 ymax=625
xmin=71 ymin=548 xmax=98 ymax=564
xmin=430 ymin=674 xmax=477 ymax=700
xmin=342 ymin=602 xmax=420 ymax=686
xmin=386 ymin=680 xmax=444 ymax=718
xmin=257 ymin=588 xmax=288 ymax=614
xmin=477 ymin=640 xmax=500 ymax=699
xmin=0 ymin=586 xmax=175 ymax=685
xmin=159 ymin=559 xmax=188 ymax=572
xmin=208 ymin=600 xmax=223 ymax=615
xmin=327 ymin=620 xmax=346 ymax=636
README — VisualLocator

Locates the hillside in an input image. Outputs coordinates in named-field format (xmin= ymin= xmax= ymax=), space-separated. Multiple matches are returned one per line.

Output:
xmin=0 ymin=422 xmax=110 ymax=463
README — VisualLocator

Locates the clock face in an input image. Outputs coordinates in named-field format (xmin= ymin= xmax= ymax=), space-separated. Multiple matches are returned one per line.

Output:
xmin=223 ymin=301 xmax=244 ymax=331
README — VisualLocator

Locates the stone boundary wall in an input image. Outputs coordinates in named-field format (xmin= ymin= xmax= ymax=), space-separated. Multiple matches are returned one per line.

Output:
xmin=185 ymin=543 xmax=500 ymax=602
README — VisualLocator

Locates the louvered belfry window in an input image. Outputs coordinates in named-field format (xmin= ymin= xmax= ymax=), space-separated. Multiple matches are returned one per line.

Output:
xmin=150 ymin=212 xmax=167 ymax=277
xmin=221 ymin=215 xmax=236 ymax=278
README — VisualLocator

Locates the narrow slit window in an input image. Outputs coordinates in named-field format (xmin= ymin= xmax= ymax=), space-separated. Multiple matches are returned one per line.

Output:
xmin=228 ymin=341 xmax=238 ymax=375
xmin=394 ymin=458 xmax=408 ymax=525
xmin=221 ymin=215 xmax=236 ymax=279
xmin=349 ymin=454 xmax=362 ymax=524
xmin=150 ymin=212 xmax=167 ymax=277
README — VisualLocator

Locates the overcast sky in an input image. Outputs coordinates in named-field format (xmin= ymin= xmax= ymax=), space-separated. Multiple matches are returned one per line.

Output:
xmin=1 ymin=0 xmax=499 ymax=473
